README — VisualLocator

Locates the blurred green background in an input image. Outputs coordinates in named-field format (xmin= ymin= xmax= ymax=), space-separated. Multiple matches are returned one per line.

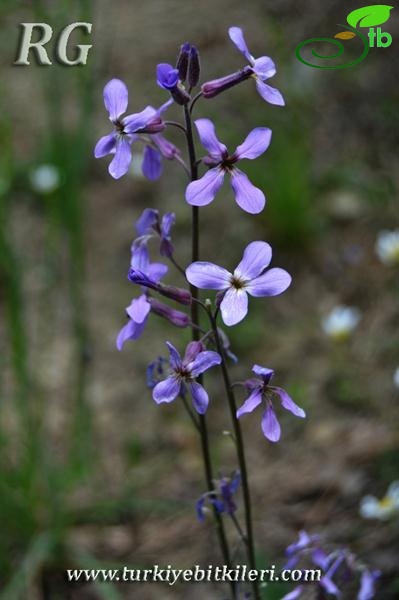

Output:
xmin=0 ymin=0 xmax=398 ymax=598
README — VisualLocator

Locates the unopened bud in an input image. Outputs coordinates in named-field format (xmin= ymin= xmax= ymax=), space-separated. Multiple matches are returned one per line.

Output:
xmin=149 ymin=298 xmax=190 ymax=328
xmin=159 ymin=284 xmax=192 ymax=305
xmin=201 ymin=67 xmax=252 ymax=99
xmin=170 ymin=84 xmax=191 ymax=106
xmin=188 ymin=46 xmax=200 ymax=88
xmin=176 ymin=42 xmax=191 ymax=82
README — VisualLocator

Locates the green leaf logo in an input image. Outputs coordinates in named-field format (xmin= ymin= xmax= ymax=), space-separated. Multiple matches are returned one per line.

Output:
xmin=347 ymin=5 xmax=393 ymax=28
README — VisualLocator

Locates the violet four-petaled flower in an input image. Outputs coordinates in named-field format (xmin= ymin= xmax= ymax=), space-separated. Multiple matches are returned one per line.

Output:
xmin=196 ymin=472 xmax=240 ymax=521
xmin=228 ymin=26 xmax=285 ymax=106
xmin=236 ymin=364 xmax=305 ymax=442
xmin=135 ymin=208 xmax=176 ymax=258
xmin=94 ymin=79 xmax=167 ymax=179
xmin=185 ymin=119 xmax=272 ymax=214
xmin=186 ymin=241 xmax=291 ymax=326
xmin=152 ymin=341 xmax=221 ymax=414
xmin=116 ymin=242 xmax=168 ymax=349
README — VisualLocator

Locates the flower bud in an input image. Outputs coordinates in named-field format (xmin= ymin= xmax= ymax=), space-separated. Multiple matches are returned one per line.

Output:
xmin=139 ymin=116 xmax=165 ymax=134
xmin=159 ymin=284 xmax=192 ymax=305
xmin=188 ymin=46 xmax=200 ymax=88
xmin=149 ymin=298 xmax=190 ymax=328
xmin=170 ymin=85 xmax=191 ymax=106
xmin=176 ymin=42 xmax=191 ymax=82
xmin=201 ymin=66 xmax=252 ymax=99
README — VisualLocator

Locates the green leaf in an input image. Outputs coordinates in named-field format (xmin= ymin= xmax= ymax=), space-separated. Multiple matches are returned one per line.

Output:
xmin=347 ymin=5 xmax=394 ymax=28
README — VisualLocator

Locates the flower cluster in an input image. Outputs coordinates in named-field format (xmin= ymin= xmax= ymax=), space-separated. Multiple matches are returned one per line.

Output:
xmin=282 ymin=531 xmax=380 ymax=599
xmin=96 ymin=24 xmax=378 ymax=600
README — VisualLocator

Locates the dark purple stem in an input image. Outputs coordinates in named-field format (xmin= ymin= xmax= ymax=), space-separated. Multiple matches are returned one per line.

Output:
xmin=183 ymin=103 xmax=236 ymax=599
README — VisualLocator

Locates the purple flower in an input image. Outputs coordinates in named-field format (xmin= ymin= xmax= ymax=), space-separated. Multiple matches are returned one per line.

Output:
xmin=156 ymin=63 xmax=190 ymax=105
xmin=201 ymin=67 xmax=253 ymax=99
xmin=117 ymin=243 xmax=170 ymax=350
xmin=358 ymin=569 xmax=380 ymax=600
xmin=185 ymin=241 xmax=291 ymax=326
xmin=116 ymin=294 xmax=151 ymax=350
xmin=185 ymin=119 xmax=271 ymax=214
xmin=94 ymin=79 xmax=167 ymax=179
xmin=135 ymin=208 xmax=175 ymax=258
xmin=228 ymin=26 xmax=285 ymax=106
xmin=196 ymin=472 xmax=240 ymax=521
xmin=130 ymin=240 xmax=168 ymax=284
xmin=141 ymin=100 xmax=181 ymax=181
xmin=236 ymin=364 xmax=305 ymax=442
xmin=152 ymin=341 xmax=221 ymax=414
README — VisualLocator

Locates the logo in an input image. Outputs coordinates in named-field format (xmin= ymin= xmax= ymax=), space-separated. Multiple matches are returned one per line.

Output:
xmin=296 ymin=4 xmax=393 ymax=69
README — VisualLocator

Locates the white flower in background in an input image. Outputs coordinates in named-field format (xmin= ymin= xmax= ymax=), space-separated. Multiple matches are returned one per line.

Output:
xmin=30 ymin=164 xmax=60 ymax=194
xmin=394 ymin=367 xmax=399 ymax=389
xmin=321 ymin=306 xmax=361 ymax=341
xmin=375 ymin=230 xmax=399 ymax=266
xmin=360 ymin=482 xmax=399 ymax=520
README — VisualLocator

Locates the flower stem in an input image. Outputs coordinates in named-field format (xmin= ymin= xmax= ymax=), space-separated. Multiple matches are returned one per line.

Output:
xmin=183 ymin=104 xmax=236 ymax=598
xmin=209 ymin=311 xmax=261 ymax=600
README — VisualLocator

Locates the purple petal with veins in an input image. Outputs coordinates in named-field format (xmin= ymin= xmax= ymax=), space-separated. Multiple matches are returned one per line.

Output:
xmin=186 ymin=262 xmax=231 ymax=290
xmin=230 ymin=169 xmax=265 ymax=214
xmin=220 ymin=288 xmax=248 ymax=326
xmin=234 ymin=241 xmax=272 ymax=280
xmin=194 ymin=118 xmax=227 ymax=160
xmin=234 ymin=127 xmax=272 ymax=160
xmin=246 ymin=268 xmax=291 ymax=297
xmin=103 ymin=78 xmax=128 ymax=121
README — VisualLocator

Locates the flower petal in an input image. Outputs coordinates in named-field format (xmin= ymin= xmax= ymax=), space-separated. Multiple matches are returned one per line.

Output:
xmin=156 ymin=63 xmax=179 ymax=89
xmin=189 ymin=382 xmax=209 ymax=414
xmin=255 ymin=78 xmax=285 ymax=106
xmin=147 ymin=262 xmax=168 ymax=283
xmin=94 ymin=133 xmax=116 ymax=158
xmin=152 ymin=376 xmax=180 ymax=404
xmin=194 ymin=118 xmax=227 ymax=160
xmin=246 ymin=267 xmax=292 ymax=297
xmin=230 ymin=168 xmax=265 ymax=214
xmin=188 ymin=350 xmax=222 ymax=377
xmin=220 ymin=288 xmax=248 ymax=326
xmin=261 ymin=404 xmax=281 ymax=442
xmin=103 ymin=78 xmax=128 ymax=121
xmin=109 ymin=137 xmax=132 ymax=179
xmin=253 ymin=56 xmax=276 ymax=79
xmin=234 ymin=127 xmax=272 ymax=160
xmin=116 ymin=318 xmax=146 ymax=350
xmin=123 ymin=106 xmax=157 ymax=133
xmin=142 ymin=146 xmax=163 ymax=180
xmin=272 ymin=386 xmax=306 ymax=418
xmin=126 ymin=294 xmax=151 ymax=323
xmin=161 ymin=213 xmax=175 ymax=238
xmin=136 ymin=208 xmax=159 ymax=236
xmin=183 ymin=341 xmax=203 ymax=364
xmin=234 ymin=241 xmax=272 ymax=280
xmin=252 ymin=364 xmax=274 ymax=382
xmin=185 ymin=167 xmax=225 ymax=206
xmin=228 ymin=26 xmax=253 ymax=63
xmin=130 ymin=241 xmax=150 ymax=271
xmin=165 ymin=341 xmax=182 ymax=371
xmin=236 ymin=388 xmax=262 ymax=418
xmin=185 ymin=261 xmax=231 ymax=290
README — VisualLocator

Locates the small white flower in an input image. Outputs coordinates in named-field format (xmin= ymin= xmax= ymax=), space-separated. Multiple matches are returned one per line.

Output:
xmin=321 ymin=305 xmax=361 ymax=341
xmin=375 ymin=230 xmax=399 ymax=266
xmin=360 ymin=481 xmax=399 ymax=520
xmin=30 ymin=164 xmax=60 ymax=194
xmin=394 ymin=367 xmax=399 ymax=389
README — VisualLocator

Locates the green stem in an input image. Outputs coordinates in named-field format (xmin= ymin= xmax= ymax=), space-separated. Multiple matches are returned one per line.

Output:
xmin=209 ymin=312 xmax=261 ymax=600
xmin=184 ymin=104 xmax=236 ymax=599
